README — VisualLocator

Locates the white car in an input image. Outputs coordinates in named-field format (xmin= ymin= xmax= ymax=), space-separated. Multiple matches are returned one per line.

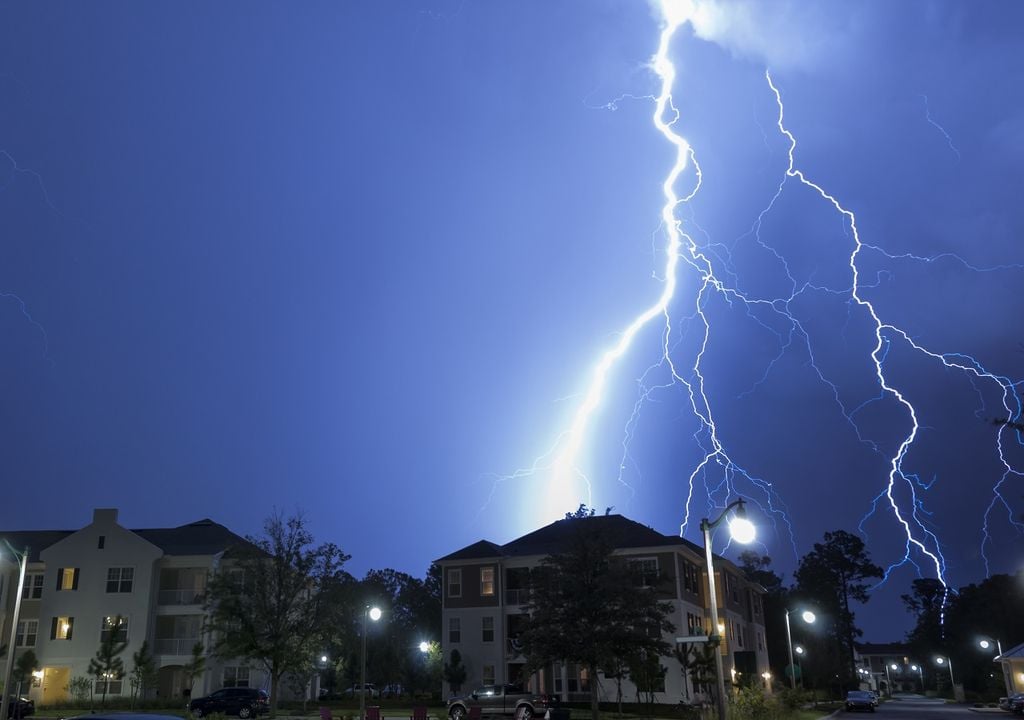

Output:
xmin=343 ymin=684 xmax=379 ymax=698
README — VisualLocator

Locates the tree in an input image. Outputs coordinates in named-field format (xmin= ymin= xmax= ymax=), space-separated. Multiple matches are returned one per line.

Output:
xmin=181 ymin=642 xmax=206 ymax=698
xmin=518 ymin=514 xmax=675 ymax=720
xmin=674 ymin=642 xmax=716 ymax=706
xmin=11 ymin=651 xmax=39 ymax=718
xmin=204 ymin=511 xmax=352 ymax=716
xmin=793 ymin=530 xmax=882 ymax=682
xmin=443 ymin=649 xmax=467 ymax=695
xmin=737 ymin=552 xmax=792 ymax=683
xmin=87 ymin=615 xmax=128 ymax=707
xmin=129 ymin=641 xmax=158 ymax=709
xmin=66 ymin=676 xmax=92 ymax=704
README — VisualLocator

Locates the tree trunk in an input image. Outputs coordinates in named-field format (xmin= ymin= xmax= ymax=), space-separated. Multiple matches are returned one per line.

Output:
xmin=589 ymin=663 xmax=600 ymax=720
xmin=271 ymin=672 xmax=281 ymax=718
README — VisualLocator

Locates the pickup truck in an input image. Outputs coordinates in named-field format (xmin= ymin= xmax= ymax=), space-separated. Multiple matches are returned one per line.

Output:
xmin=447 ymin=684 xmax=558 ymax=720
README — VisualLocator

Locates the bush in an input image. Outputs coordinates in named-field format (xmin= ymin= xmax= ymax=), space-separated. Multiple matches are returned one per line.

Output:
xmin=777 ymin=689 xmax=810 ymax=710
xmin=729 ymin=686 xmax=781 ymax=720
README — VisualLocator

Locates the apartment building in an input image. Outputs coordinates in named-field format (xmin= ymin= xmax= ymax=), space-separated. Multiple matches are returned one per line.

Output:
xmin=0 ymin=508 xmax=266 ymax=705
xmin=436 ymin=514 xmax=769 ymax=703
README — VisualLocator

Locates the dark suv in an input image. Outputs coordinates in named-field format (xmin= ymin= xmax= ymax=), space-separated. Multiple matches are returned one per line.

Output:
xmin=188 ymin=688 xmax=269 ymax=718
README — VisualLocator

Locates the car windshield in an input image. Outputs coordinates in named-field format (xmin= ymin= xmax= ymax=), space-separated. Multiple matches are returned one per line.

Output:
xmin=848 ymin=692 xmax=869 ymax=698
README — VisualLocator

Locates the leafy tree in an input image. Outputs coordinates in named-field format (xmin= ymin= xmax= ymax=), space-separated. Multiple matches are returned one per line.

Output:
xmin=181 ymin=642 xmax=206 ymax=698
xmin=129 ymin=641 xmax=158 ymax=708
xmin=518 ymin=514 xmax=675 ymax=720
xmin=794 ymin=531 xmax=882 ymax=682
xmin=674 ymin=642 xmax=716 ymax=705
xmin=204 ymin=511 xmax=353 ymax=715
xmin=87 ymin=615 xmax=128 ymax=707
xmin=11 ymin=650 xmax=39 ymax=717
xmin=443 ymin=649 xmax=467 ymax=695
xmin=66 ymin=676 xmax=92 ymax=704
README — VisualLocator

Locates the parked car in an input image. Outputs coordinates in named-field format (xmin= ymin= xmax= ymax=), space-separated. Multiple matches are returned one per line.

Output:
xmin=845 ymin=691 xmax=875 ymax=713
xmin=5 ymin=697 xmax=34 ymax=719
xmin=380 ymin=684 xmax=405 ymax=698
xmin=866 ymin=691 xmax=879 ymax=707
xmin=188 ymin=687 xmax=269 ymax=718
xmin=447 ymin=684 xmax=558 ymax=720
xmin=342 ymin=684 xmax=379 ymax=698
xmin=1004 ymin=694 xmax=1024 ymax=714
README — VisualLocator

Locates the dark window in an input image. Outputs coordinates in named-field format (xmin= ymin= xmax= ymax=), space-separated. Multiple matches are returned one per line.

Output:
xmin=107 ymin=567 xmax=134 ymax=593
xmin=482 ymin=617 xmax=494 ymax=642
xmin=449 ymin=617 xmax=461 ymax=643
xmin=22 ymin=574 xmax=44 ymax=600
xmin=629 ymin=558 xmax=659 ymax=587
xmin=98 ymin=535 xmax=106 ymax=549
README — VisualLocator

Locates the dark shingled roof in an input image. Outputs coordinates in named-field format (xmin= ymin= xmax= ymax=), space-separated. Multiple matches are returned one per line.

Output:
xmin=0 ymin=518 xmax=254 ymax=561
xmin=0 ymin=530 xmax=75 ymax=562
xmin=437 ymin=514 xmax=708 ymax=563
xmin=133 ymin=518 xmax=254 ymax=556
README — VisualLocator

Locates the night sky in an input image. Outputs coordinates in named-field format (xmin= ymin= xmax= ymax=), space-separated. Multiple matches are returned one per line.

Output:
xmin=2 ymin=1 xmax=1022 ymax=641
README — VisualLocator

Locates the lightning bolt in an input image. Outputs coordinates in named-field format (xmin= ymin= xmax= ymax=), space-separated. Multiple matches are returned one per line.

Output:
xmin=506 ymin=2 xmax=1022 ymax=592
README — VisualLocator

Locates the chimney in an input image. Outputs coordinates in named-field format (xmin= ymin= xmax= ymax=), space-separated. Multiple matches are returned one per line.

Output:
xmin=93 ymin=508 xmax=119 ymax=525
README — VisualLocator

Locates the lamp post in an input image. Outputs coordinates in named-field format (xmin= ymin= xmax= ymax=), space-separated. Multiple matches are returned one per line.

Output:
xmin=910 ymin=664 xmax=923 ymax=693
xmin=935 ymin=656 xmax=955 ymax=694
xmin=784 ymin=609 xmax=816 ymax=690
xmin=0 ymin=541 xmax=29 ymax=720
xmin=794 ymin=646 xmax=806 ymax=689
xmin=360 ymin=606 xmax=382 ymax=720
xmin=700 ymin=499 xmax=755 ymax=720
xmin=979 ymin=639 xmax=1010 ymax=697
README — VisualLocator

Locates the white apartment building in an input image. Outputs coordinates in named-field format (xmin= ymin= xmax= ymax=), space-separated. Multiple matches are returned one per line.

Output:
xmin=436 ymin=514 xmax=770 ymax=704
xmin=0 ymin=508 xmax=269 ymax=706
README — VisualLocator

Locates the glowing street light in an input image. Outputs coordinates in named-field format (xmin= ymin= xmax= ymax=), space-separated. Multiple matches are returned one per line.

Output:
xmin=934 ymin=656 xmax=955 ymax=691
xmin=360 ymin=606 xmax=383 ymax=720
xmin=978 ymin=639 xmax=1010 ymax=696
xmin=700 ymin=499 xmax=755 ymax=720
xmin=784 ymin=609 xmax=815 ymax=690
xmin=419 ymin=641 xmax=430 ymax=654
xmin=0 ymin=540 xmax=29 ymax=720
xmin=910 ymin=664 xmax=924 ymax=691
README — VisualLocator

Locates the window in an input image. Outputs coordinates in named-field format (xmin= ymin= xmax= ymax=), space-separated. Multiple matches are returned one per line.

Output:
xmin=448 ymin=569 xmax=462 ymax=598
xmin=682 ymin=560 xmax=700 ymax=595
xmin=56 ymin=568 xmax=79 ymax=591
xmin=16 ymin=620 xmax=38 ymax=647
xmin=106 ymin=567 xmax=134 ymax=593
xmin=480 ymin=566 xmax=495 ymax=596
xmin=52 ymin=616 xmax=74 ymax=640
xmin=482 ymin=616 xmax=494 ymax=642
xmin=685 ymin=612 xmax=704 ymax=636
xmin=95 ymin=677 xmax=123 ymax=695
xmin=98 ymin=535 xmax=106 ymax=549
xmin=482 ymin=665 xmax=495 ymax=686
xmin=757 ymin=631 xmax=764 ymax=651
xmin=21 ymin=574 xmax=44 ymax=600
xmin=223 ymin=666 xmax=250 ymax=688
xmin=728 ymin=573 xmax=738 ymax=602
xmin=449 ymin=617 xmax=461 ymax=644
xmin=101 ymin=616 xmax=129 ymax=643
xmin=629 ymin=558 xmax=659 ymax=587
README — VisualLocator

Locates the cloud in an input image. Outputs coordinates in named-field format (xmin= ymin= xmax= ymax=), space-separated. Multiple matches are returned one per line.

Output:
xmin=655 ymin=0 xmax=868 ymax=71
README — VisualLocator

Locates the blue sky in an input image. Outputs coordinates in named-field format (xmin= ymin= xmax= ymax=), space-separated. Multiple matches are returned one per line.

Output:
xmin=2 ymin=0 xmax=1022 ymax=640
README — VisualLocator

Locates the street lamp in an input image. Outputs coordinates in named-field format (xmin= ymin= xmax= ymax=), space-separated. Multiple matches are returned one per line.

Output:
xmin=934 ymin=656 xmax=955 ymax=693
xmin=0 ymin=541 xmax=29 ymax=720
xmin=418 ymin=641 xmax=430 ymax=654
xmin=979 ymin=638 xmax=1010 ymax=697
xmin=700 ymin=499 xmax=755 ymax=720
xmin=360 ymin=606 xmax=382 ymax=720
xmin=784 ymin=609 xmax=816 ymax=690
xmin=910 ymin=664 xmax=923 ymax=692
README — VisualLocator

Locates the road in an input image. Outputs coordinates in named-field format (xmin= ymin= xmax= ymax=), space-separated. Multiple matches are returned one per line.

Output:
xmin=839 ymin=695 xmax=991 ymax=720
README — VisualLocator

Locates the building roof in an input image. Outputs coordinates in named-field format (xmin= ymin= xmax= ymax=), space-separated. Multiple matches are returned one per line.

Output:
xmin=437 ymin=514 xmax=707 ymax=563
xmin=996 ymin=642 xmax=1024 ymax=661
xmin=0 ymin=517 xmax=253 ymax=561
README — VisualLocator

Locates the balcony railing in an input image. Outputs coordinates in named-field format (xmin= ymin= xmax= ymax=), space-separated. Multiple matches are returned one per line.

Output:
xmin=154 ymin=637 xmax=200 ymax=655
xmin=158 ymin=589 xmax=205 ymax=605
xmin=505 ymin=588 xmax=529 ymax=605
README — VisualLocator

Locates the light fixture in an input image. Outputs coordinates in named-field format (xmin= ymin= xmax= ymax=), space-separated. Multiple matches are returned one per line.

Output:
xmin=369 ymin=607 xmax=382 ymax=621
xmin=801 ymin=610 xmax=816 ymax=624
xmin=728 ymin=516 xmax=756 ymax=544
xmin=794 ymin=645 xmax=805 ymax=656
xmin=419 ymin=641 xmax=429 ymax=653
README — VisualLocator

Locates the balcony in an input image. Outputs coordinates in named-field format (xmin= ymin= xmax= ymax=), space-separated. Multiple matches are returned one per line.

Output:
xmin=158 ymin=589 xmax=205 ymax=605
xmin=505 ymin=588 xmax=530 ymax=605
xmin=154 ymin=637 xmax=200 ymax=655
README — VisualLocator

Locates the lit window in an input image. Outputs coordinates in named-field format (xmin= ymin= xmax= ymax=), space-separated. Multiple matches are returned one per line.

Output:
xmin=482 ymin=665 xmax=495 ymax=685
xmin=101 ymin=616 xmax=129 ymax=643
xmin=482 ymin=616 xmax=494 ymax=642
xmin=480 ymin=567 xmax=495 ymax=596
xmin=16 ymin=620 xmax=38 ymax=647
xmin=106 ymin=567 xmax=134 ymax=593
xmin=53 ymin=616 xmax=74 ymax=640
xmin=448 ymin=569 xmax=462 ymax=598
xmin=449 ymin=617 xmax=461 ymax=643
xmin=95 ymin=677 xmax=123 ymax=695
xmin=21 ymin=574 xmax=44 ymax=600
xmin=57 ymin=568 xmax=78 ymax=591
xmin=224 ymin=666 xmax=250 ymax=688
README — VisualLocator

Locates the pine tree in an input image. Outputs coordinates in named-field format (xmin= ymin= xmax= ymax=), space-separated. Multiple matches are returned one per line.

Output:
xmin=88 ymin=615 xmax=128 ymax=707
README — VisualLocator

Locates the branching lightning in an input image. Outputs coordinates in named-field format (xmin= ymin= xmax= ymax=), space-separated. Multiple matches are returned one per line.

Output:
xmin=500 ymin=1 xmax=1023 ymax=593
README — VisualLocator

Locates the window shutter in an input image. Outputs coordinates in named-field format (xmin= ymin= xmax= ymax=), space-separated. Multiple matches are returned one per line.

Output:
xmin=56 ymin=569 xmax=64 ymax=591
xmin=66 ymin=617 xmax=74 ymax=640
xmin=50 ymin=617 xmax=58 ymax=640
xmin=72 ymin=568 xmax=80 ymax=590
